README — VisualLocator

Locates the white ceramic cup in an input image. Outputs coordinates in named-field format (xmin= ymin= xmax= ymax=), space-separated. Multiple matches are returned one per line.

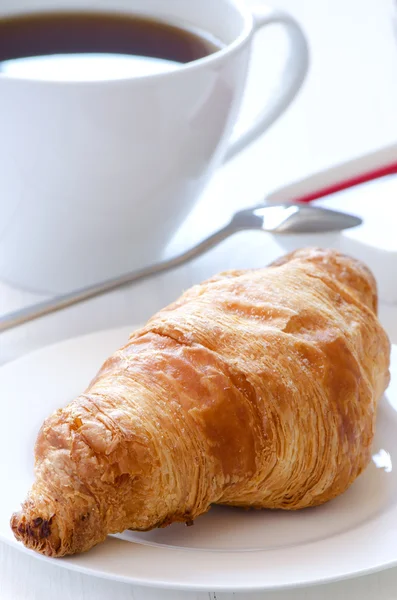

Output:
xmin=0 ymin=0 xmax=309 ymax=293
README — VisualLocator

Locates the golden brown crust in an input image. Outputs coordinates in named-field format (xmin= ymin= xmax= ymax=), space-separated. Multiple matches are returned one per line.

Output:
xmin=11 ymin=248 xmax=390 ymax=556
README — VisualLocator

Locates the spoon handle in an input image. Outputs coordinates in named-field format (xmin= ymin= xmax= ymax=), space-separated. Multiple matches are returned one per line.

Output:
xmin=0 ymin=225 xmax=234 ymax=333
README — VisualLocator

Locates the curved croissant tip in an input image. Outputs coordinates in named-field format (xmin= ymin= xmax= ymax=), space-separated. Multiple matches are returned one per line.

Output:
xmin=10 ymin=511 xmax=61 ymax=557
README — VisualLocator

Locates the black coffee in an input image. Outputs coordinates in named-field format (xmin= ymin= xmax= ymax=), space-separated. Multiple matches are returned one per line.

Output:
xmin=0 ymin=12 xmax=224 ymax=80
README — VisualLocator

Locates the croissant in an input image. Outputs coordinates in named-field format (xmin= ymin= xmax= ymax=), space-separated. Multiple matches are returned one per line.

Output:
xmin=11 ymin=247 xmax=390 ymax=557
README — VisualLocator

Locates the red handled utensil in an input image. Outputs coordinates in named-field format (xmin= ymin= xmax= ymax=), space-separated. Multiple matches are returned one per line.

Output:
xmin=268 ymin=143 xmax=397 ymax=205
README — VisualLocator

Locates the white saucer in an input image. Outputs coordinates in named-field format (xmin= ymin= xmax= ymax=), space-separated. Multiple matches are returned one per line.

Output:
xmin=1 ymin=326 xmax=397 ymax=591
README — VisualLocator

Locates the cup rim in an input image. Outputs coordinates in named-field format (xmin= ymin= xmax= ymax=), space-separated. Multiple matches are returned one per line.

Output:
xmin=0 ymin=0 xmax=254 ymax=86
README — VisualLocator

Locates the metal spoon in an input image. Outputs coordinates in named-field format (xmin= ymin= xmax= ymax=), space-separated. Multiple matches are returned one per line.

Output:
xmin=0 ymin=203 xmax=361 ymax=333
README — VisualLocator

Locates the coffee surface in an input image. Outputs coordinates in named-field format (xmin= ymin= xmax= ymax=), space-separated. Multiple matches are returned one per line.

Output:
xmin=0 ymin=12 xmax=223 ymax=80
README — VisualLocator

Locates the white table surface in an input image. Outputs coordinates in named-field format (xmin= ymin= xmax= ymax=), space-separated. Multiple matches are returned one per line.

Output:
xmin=1 ymin=0 xmax=397 ymax=597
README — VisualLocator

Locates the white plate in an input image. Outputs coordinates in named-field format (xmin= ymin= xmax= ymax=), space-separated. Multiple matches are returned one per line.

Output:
xmin=1 ymin=326 xmax=397 ymax=592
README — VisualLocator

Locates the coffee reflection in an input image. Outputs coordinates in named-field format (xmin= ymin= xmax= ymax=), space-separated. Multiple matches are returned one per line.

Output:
xmin=1 ymin=54 xmax=180 ymax=81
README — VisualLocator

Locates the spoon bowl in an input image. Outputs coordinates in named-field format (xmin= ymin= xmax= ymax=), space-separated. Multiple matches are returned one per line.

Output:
xmin=231 ymin=203 xmax=362 ymax=233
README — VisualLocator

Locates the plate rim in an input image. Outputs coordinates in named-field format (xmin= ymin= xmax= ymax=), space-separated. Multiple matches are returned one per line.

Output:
xmin=1 ymin=533 xmax=397 ymax=592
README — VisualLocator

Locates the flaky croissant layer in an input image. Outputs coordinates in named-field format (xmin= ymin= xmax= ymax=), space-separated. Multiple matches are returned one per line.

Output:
xmin=11 ymin=248 xmax=390 ymax=556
